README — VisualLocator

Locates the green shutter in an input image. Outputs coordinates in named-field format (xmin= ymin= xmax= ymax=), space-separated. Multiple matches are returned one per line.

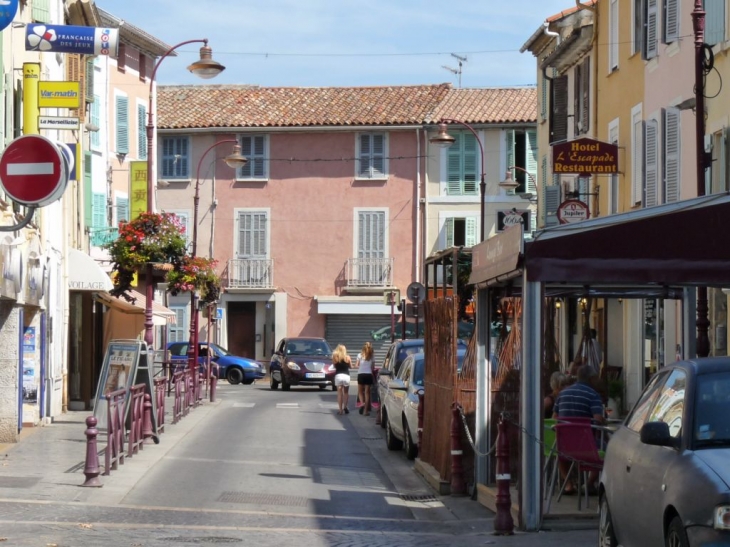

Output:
xmin=465 ymin=218 xmax=477 ymax=247
xmin=138 ymin=104 xmax=147 ymax=159
xmin=705 ymin=0 xmax=725 ymax=45
xmin=462 ymin=133 xmax=478 ymax=194
xmin=445 ymin=218 xmax=454 ymax=247
xmin=84 ymin=151 xmax=92 ymax=229
xmin=32 ymin=0 xmax=51 ymax=23
xmin=115 ymin=96 xmax=129 ymax=154
xmin=446 ymin=136 xmax=462 ymax=195
xmin=506 ymin=130 xmax=515 ymax=175
xmin=117 ymin=197 xmax=129 ymax=222
xmin=526 ymin=130 xmax=538 ymax=193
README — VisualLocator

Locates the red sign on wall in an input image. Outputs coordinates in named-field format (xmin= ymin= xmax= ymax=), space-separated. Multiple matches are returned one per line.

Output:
xmin=557 ymin=199 xmax=590 ymax=224
xmin=552 ymin=137 xmax=618 ymax=174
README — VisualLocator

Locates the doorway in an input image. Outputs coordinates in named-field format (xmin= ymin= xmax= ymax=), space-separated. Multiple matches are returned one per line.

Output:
xmin=227 ymin=302 xmax=256 ymax=358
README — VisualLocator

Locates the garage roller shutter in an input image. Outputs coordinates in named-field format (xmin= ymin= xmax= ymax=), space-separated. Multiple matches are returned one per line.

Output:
xmin=325 ymin=314 xmax=393 ymax=373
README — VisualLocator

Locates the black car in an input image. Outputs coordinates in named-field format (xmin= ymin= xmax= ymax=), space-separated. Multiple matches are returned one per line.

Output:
xmin=269 ymin=337 xmax=335 ymax=391
xmin=599 ymin=357 xmax=730 ymax=546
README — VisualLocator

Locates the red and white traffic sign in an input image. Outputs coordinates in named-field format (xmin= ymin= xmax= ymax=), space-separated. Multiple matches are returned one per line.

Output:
xmin=0 ymin=134 xmax=68 ymax=207
xmin=557 ymin=199 xmax=590 ymax=224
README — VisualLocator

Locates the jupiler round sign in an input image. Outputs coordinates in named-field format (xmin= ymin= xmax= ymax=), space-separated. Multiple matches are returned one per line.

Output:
xmin=0 ymin=135 xmax=68 ymax=207
xmin=557 ymin=199 xmax=590 ymax=224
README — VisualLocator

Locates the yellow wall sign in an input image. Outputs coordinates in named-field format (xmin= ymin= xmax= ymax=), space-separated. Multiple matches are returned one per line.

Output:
xmin=129 ymin=161 xmax=148 ymax=220
xmin=38 ymin=81 xmax=81 ymax=108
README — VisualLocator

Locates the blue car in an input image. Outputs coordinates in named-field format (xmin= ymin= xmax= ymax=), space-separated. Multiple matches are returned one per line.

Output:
xmin=167 ymin=342 xmax=265 ymax=385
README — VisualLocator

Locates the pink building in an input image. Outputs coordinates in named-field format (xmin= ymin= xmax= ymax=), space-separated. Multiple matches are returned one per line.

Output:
xmin=156 ymin=84 xmax=452 ymax=363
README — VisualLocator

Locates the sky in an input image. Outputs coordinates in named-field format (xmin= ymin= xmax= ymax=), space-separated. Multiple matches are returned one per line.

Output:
xmin=96 ymin=0 xmax=576 ymax=89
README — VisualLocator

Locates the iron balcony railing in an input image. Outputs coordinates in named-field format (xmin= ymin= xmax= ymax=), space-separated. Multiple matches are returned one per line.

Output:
xmin=346 ymin=257 xmax=393 ymax=288
xmin=89 ymin=227 xmax=119 ymax=248
xmin=227 ymin=258 xmax=274 ymax=289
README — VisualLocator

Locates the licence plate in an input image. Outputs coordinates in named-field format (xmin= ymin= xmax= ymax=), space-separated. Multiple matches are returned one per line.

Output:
xmin=306 ymin=372 xmax=325 ymax=379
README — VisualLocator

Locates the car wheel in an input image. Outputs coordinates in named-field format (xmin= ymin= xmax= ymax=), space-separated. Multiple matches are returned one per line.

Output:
xmin=385 ymin=411 xmax=403 ymax=451
xmin=270 ymin=375 xmax=279 ymax=390
xmin=282 ymin=377 xmax=291 ymax=391
xmin=227 ymin=367 xmax=243 ymax=385
xmin=598 ymin=495 xmax=618 ymax=547
xmin=403 ymin=417 xmax=417 ymax=460
xmin=379 ymin=403 xmax=386 ymax=429
xmin=666 ymin=515 xmax=689 ymax=547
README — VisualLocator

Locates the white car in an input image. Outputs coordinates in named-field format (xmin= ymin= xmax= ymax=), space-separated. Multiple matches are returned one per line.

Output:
xmin=380 ymin=348 xmax=466 ymax=460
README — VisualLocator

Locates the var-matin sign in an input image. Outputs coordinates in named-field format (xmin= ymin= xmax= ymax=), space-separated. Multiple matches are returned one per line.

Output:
xmin=552 ymin=137 xmax=618 ymax=174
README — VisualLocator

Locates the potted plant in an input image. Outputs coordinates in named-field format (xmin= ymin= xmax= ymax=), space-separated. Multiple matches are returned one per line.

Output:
xmin=104 ymin=212 xmax=188 ymax=296
xmin=165 ymin=256 xmax=221 ymax=304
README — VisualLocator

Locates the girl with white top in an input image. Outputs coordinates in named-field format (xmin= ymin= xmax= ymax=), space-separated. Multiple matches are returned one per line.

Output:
xmin=356 ymin=342 xmax=375 ymax=416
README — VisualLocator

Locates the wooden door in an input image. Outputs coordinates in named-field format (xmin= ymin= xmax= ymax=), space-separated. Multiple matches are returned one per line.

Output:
xmin=227 ymin=302 xmax=256 ymax=359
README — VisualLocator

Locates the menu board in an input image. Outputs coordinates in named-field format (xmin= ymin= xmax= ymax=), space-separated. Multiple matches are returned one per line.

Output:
xmin=92 ymin=340 xmax=142 ymax=429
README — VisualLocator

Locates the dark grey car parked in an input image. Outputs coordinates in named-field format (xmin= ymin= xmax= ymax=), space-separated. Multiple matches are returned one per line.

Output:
xmin=599 ymin=357 xmax=730 ymax=546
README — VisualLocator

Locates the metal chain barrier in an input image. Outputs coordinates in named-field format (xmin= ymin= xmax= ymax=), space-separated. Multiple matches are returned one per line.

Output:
xmin=456 ymin=404 xmax=497 ymax=457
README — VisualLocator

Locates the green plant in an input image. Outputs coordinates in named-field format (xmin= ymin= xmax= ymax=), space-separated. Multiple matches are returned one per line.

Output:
xmin=166 ymin=256 xmax=221 ymax=304
xmin=608 ymin=378 xmax=624 ymax=401
xmin=104 ymin=212 xmax=188 ymax=295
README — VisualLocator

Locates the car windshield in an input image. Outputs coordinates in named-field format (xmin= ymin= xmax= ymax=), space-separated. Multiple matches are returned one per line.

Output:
xmin=694 ymin=371 xmax=730 ymax=447
xmin=287 ymin=340 xmax=330 ymax=356
xmin=209 ymin=344 xmax=230 ymax=356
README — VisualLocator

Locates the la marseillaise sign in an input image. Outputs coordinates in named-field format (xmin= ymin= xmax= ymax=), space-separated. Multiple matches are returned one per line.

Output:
xmin=552 ymin=137 xmax=618 ymax=174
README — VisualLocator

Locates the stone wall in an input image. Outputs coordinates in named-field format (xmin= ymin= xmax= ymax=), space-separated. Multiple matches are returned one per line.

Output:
xmin=0 ymin=302 xmax=20 ymax=442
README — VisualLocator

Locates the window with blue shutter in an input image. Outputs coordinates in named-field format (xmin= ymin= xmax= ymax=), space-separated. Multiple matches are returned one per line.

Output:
xmin=115 ymin=96 xmax=129 ymax=154
xmin=238 ymin=135 xmax=267 ymax=179
xmin=161 ymin=137 xmax=190 ymax=178
xmin=91 ymin=193 xmax=107 ymax=246
xmin=32 ymin=0 xmax=50 ymax=23
xmin=90 ymin=96 xmax=100 ymax=149
xmin=704 ymin=0 xmax=725 ymax=46
xmin=446 ymin=132 xmax=478 ymax=195
xmin=357 ymin=133 xmax=388 ymax=179
xmin=444 ymin=217 xmax=477 ymax=248
xmin=116 ymin=196 xmax=129 ymax=223
xmin=506 ymin=129 xmax=537 ymax=194
xmin=663 ymin=0 xmax=679 ymax=43
xmin=138 ymin=104 xmax=147 ymax=159
xmin=168 ymin=306 xmax=188 ymax=342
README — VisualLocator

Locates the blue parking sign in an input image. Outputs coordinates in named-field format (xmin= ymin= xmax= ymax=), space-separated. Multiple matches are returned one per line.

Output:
xmin=0 ymin=0 xmax=19 ymax=33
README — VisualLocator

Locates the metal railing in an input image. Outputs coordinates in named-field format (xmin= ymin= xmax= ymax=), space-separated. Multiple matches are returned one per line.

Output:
xmin=227 ymin=258 xmax=274 ymax=289
xmin=346 ymin=257 xmax=393 ymax=287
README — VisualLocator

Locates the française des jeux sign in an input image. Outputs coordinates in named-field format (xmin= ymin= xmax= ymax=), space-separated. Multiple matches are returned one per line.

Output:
xmin=552 ymin=138 xmax=618 ymax=174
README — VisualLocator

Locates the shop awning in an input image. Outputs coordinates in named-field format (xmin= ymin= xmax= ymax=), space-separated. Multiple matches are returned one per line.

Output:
xmin=95 ymin=289 xmax=177 ymax=325
xmin=68 ymin=248 xmax=114 ymax=291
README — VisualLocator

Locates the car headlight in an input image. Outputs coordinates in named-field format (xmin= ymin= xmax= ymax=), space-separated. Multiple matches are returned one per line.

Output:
xmin=286 ymin=362 xmax=301 ymax=371
xmin=715 ymin=506 xmax=730 ymax=530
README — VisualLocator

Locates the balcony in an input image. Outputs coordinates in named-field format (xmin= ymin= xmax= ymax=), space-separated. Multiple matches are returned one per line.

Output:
xmin=89 ymin=227 xmax=119 ymax=248
xmin=227 ymin=258 xmax=274 ymax=290
xmin=346 ymin=257 xmax=393 ymax=289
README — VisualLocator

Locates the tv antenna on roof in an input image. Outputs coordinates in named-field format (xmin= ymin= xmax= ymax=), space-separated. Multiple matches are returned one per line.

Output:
xmin=442 ymin=53 xmax=467 ymax=88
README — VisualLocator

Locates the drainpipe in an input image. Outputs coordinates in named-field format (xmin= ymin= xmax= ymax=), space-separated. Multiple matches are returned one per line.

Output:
xmin=415 ymin=128 xmax=421 ymax=283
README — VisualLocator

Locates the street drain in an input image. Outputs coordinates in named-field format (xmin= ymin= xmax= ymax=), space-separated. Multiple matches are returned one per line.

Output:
xmin=160 ymin=537 xmax=240 ymax=544
xmin=400 ymin=494 xmax=439 ymax=502
xmin=217 ymin=491 xmax=309 ymax=507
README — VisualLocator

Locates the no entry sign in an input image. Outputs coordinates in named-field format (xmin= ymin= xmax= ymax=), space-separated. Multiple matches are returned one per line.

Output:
xmin=0 ymin=135 xmax=68 ymax=207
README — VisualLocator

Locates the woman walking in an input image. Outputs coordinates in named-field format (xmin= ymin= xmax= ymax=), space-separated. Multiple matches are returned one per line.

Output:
xmin=356 ymin=342 xmax=375 ymax=416
xmin=332 ymin=344 xmax=352 ymax=415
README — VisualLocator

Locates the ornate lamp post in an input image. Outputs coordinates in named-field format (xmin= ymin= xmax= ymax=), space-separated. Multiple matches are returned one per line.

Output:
xmin=143 ymin=39 xmax=225 ymax=348
xmin=187 ymin=140 xmax=247 ymax=375
xmin=500 ymin=166 xmax=537 ymax=227
xmin=430 ymin=120 xmax=487 ymax=242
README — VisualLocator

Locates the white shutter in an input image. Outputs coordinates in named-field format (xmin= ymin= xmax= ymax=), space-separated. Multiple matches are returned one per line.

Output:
xmin=609 ymin=0 xmax=619 ymax=70
xmin=359 ymin=134 xmax=371 ymax=177
xmin=664 ymin=0 xmax=679 ymax=43
xmin=465 ymin=218 xmax=477 ymax=247
xmin=526 ymin=130 xmax=538 ymax=193
xmin=372 ymin=134 xmax=385 ymax=177
xmin=445 ymin=218 xmax=454 ymax=248
xmin=463 ymin=133 xmax=478 ymax=194
xmin=632 ymin=115 xmax=644 ymax=205
xmin=705 ymin=0 xmax=726 ymax=45
xmin=506 ymin=130 xmax=515 ymax=175
xmin=646 ymin=0 xmax=658 ymax=59
xmin=663 ymin=108 xmax=680 ymax=203
xmin=645 ymin=119 xmax=658 ymax=207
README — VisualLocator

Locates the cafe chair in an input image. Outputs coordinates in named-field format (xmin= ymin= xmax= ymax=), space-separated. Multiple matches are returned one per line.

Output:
xmin=553 ymin=421 xmax=605 ymax=511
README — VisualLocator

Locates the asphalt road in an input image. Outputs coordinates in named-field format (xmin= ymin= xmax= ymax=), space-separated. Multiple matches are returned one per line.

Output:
xmin=0 ymin=381 xmax=597 ymax=546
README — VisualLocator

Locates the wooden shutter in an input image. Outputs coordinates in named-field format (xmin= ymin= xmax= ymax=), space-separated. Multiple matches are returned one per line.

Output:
xmin=32 ymin=0 xmax=50 ymax=22
xmin=506 ymin=130 xmax=515 ymax=176
xmin=116 ymin=197 xmax=129 ymax=223
xmin=137 ymin=104 xmax=147 ymax=159
xmin=85 ymin=57 xmax=94 ymax=103
xmin=705 ymin=0 xmax=726 ymax=46
xmin=358 ymin=134 xmax=371 ymax=177
xmin=253 ymin=135 xmax=265 ymax=178
xmin=118 ymin=43 xmax=126 ymax=73
xmin=445 ymin=218 xmax=454 ymax=247
xmin=663 ymin=108 xmax=680 ymax=203
xmin=540 ymin=75 xmax=548 ymax=120
xmin=115 ymin=96 xmax=129 ymax=154
xmin=526 ymin=130 xmax=538 ymax=193
xmin=447 ymin=134 xmax=463 ymax=195
xmin=237 ymin=211 xmax=267 ymax=258
xmin=610 ymin=0 xmax=619 ymax=70
xmin=581 ymin=57 xmax=590 ymax=133
xmin=139 ymin=53 xmax=147 ymax=82
xmin=92 ymin=193 xmax=106 ymax=231
xmin=371 ymin=134 xmax=385 ymax=177
xmin=358 ymin=211 xmax=385 ymax=259
xmin=462 ymin=132 xmax=477 ymax=194
xmin=574 ymin=63 xmax=581 ymax=136
xmin=664 ymin=0 xmax=679 ymax=43
xmin=632 ymin=117 xmax=645 ymax=205
xmin=645 ymin=0 xmax=658 ymax=59
xmin=465 ymin=218 xmax=477 ymax=247
xmin=67 ymin=54 xmax=82 ymax=120
xmin=550 ymin=75 xmax=568 ymax=143
xmin=644 ymin=119 xmax=658 ymax=207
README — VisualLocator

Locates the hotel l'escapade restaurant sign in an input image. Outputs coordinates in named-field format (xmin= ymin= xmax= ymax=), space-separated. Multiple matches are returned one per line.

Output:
xmin=552 ymin=137 xmax=618 ymax=175
xmin=25 ymin=24 xmax=119 ymax=57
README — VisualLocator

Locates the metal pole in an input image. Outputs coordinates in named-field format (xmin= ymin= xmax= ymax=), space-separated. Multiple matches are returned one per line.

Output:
xmin=692 ymin=0 xmax=710 ymax=357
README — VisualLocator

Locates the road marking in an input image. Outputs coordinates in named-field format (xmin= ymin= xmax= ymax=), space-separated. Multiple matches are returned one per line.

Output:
xmin=318 ymin=403 xmax=338 ymax=409
xmin=232 ymin=403 xmax=255 ymax=408
xmin=276 ymin=403 xmax=299 ymax=409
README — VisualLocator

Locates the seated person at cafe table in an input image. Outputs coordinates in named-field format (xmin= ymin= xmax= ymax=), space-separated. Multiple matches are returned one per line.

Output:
xmin=552 ymin=364 xmax=606 ymax=495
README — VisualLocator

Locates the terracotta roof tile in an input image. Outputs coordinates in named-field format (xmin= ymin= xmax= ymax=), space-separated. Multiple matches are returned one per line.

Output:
xmin=157 ymin=84 xmax=454 ymax=129
xmin=546 ymin=0 xmax=597 ymax=23
xmin=428 ymin=87 xmax=537 ymax=125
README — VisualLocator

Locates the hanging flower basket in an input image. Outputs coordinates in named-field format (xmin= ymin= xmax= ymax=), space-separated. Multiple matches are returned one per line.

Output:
xmin=166 ymin=256 xmax=222 ymax=304
xmin=104 ymin=212 xmax=188 ymax=296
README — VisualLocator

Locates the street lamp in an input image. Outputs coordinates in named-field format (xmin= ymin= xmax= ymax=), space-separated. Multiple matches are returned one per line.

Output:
xmin=187 ymin=140 xmax=247 ymax=375
xmin=430 ymin=120 xmax=487 ymax=242
xmin=143 ymin=39 xmax=225 ymax=348
xmin=501 ymin=166 xmax=537 ymax=227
